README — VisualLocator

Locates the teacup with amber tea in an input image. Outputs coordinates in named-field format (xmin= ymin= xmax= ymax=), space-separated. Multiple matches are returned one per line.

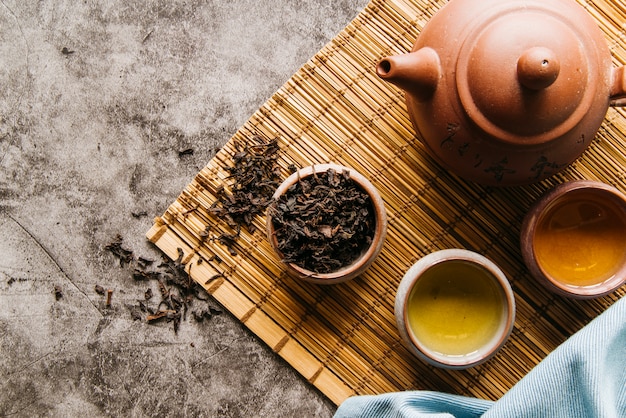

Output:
xmin=395 ymin=249 xmax=516 ymax=369
xmin=521 ymin=180 xmax=626 ymax=298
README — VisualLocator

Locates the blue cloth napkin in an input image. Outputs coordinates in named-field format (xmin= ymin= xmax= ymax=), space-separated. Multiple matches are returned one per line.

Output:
xmin=334 ymin=296 xmax=625 ymax=418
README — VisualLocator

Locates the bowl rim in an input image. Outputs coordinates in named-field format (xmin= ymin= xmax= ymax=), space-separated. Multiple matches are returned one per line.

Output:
xmin=520 ymin=180 xmax=626 ymax=298
xmin=266 ymin=163 xmax=387 ymax=284
xmin=394 ymin=248 xmax=516 ymax=369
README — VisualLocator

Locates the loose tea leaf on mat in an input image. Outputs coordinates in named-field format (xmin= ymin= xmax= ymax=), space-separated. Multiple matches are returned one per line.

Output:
xmin=209 ymin=136 xmax=282 ymax=234
xmin=269 ymin=168 xmax=376 ymax=273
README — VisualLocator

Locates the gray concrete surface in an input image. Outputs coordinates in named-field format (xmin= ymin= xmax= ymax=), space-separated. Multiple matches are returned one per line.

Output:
xmin=0 ymin=1 xmax=369 ymax=416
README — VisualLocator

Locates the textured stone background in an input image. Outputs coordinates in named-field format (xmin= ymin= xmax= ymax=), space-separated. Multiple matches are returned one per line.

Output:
xmin=0 ymin=1 xmax=369 ymax=416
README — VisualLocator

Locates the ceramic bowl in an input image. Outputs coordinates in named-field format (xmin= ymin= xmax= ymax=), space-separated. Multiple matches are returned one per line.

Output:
xmin=395 ymin=249 xmax=515 ymax=369
xmin=266 ymin=164 xmax=387 ymax=284
xmin=520 ymin=180 xmax=626 ymax=298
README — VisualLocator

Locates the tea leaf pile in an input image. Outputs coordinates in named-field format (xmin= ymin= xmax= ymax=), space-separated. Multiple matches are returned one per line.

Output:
xmin=210 ymin=136 xmax=281 ymax=234
xmin=270 ymin=168 xmax=375 ymax=273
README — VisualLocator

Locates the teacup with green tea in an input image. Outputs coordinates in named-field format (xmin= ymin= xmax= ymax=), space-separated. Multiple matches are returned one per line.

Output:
xmin=395 ymin=249 xmax=516 ymax=369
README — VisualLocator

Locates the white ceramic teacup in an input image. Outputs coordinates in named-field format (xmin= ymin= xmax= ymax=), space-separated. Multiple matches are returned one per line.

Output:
xmin=395 ymin=249 xmax=516 ymax=369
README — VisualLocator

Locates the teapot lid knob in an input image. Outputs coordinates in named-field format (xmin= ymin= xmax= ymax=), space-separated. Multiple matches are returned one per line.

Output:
xmin=517 ymin=47 xmax=560 ymax=90
xmin=455 ymin=9 xmax=596 ymax=145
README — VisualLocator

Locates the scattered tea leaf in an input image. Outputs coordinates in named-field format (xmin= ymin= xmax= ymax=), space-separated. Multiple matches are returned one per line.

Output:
xmin=105 ymin=235 xmax=134 ymax=267
xmin=208 ymin=136 xmax=283 ymax=243
xmin=146 ymin=309 xmax=177 ymax=322
xmin=217 ymin=232 xmax=239 ymax=256
xmin=133 ymin=268 xmax=161 ymax=281
xmin=54 ymin=285 xmax=63 ymax=300
xmin=199 ymin=226 xmax=211 ymax=243
xmin=178 ymin=148 xmax=194 ymax=157
xmin=193 ymin=306 xmax=223 ymax=322
xmin=129 ymin=305 xmax=143 ymax=321
xmin=138 ymin=256 xmax=154 ymax=268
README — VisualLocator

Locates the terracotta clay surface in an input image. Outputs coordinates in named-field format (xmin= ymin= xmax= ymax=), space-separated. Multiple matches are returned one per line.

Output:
xmin=377 ymin=0 xmax=626 ymax=185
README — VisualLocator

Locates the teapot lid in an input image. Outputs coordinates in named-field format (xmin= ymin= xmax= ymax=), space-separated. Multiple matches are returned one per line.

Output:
xmin=455 ymin=6 xmax=601 ymax=146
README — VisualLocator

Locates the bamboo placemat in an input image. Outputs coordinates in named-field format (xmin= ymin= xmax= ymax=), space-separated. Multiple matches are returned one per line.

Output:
xmin=147 ymin=0 xmax=626 ymax=406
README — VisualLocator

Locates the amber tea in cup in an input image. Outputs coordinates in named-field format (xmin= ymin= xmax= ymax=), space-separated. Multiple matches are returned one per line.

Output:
xmin=521 ymin=181 xmax=626 ymax=298
xmin=395 ymin=249 xmax=515 ymax=369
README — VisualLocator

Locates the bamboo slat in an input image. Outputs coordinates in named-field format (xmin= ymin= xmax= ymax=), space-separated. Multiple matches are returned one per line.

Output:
xmin=147 ymin=0 xmax=626 ymax=406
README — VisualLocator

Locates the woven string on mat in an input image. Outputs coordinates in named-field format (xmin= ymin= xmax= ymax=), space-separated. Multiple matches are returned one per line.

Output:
xmin=147 ymin=0 xmax=626 ymax=406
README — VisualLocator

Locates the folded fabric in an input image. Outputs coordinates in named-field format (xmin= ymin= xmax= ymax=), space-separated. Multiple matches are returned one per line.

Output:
xmin=334 ymin=296 xmax=625 ymax=418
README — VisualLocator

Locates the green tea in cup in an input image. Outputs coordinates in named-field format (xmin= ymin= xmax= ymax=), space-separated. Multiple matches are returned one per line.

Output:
xmin=395 ymin=249 xmax=515 ymax=369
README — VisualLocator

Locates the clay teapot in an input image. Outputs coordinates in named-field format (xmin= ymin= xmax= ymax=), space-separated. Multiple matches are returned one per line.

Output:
xmin=377 ymin=0 xmax=626 ymax=186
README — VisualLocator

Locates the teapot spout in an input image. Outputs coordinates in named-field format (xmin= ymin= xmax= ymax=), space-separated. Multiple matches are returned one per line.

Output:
xmin=376 ymin=47 xmax=440 ymax=101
